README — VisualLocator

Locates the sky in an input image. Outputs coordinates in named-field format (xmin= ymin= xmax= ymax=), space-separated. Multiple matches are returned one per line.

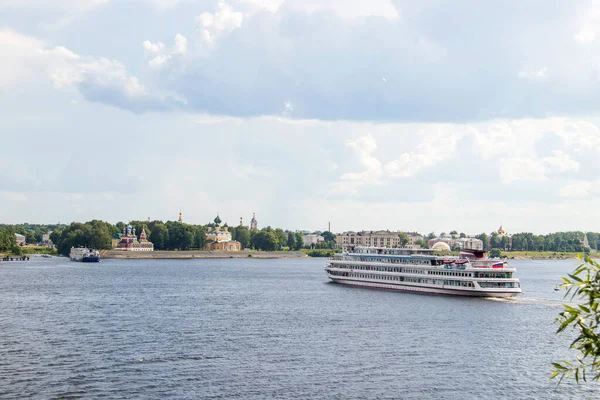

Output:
xmin=1 ymin=0 xmax=600 ymax=234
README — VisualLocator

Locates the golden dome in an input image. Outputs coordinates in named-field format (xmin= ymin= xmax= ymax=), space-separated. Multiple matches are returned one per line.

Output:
xmin=432 ymin=242 xmax=451 ymax=251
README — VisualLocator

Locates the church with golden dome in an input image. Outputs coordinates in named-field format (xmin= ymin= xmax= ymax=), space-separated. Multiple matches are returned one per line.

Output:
xmin=495 ymin=224 xmax=510 ymax=237
xmin=205 ymin=215 xmax=242 ymax=251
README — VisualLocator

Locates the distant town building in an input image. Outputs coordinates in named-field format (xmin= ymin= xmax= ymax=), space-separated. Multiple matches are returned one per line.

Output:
xmin=406 ymin=233 xmax=424 ymax=244
xmin=583 ymin=232 xmax=591 ymax=249
xmin=15 ymin=233 xmax=25 ymax=246
xmin=205 ymin=215 xmax=241 ymax=251
xmin=455 ymin=237 xmax=484 ymax=251
xmin=42 ymin=231 xmax=52 ymax=244
xmin=336 ymin=230 xmax=403 ymax=248
xmin=428 ymin=235 xmax=483 ymax=250
xmin=302 ymin=234 xmax=325 ymax=247
xmin=250 ymin=213 xmax=258 ymax=231
xmin=115 ymin=224 xmax=154 ymax=251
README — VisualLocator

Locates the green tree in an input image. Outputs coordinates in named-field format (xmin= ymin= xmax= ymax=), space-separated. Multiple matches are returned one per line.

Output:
xmin=11 ymin=244 xmax=22 ymax=256
xmin=165 ymin=221 xmax=193 ymax=250
xmin=489 ymin=248 xmax=501 ymax=258
xmin=500 ymin=236 xmax=510 ymax=250
xmin=398 ymin=232 xmax=410 ymax=247
xmin=193 ymin=227 xmax=206 ymax=249
xmin=235 ymin=226 xmax=251 ymax=249
xmin=553 ymin=256 xmax=600 ymax=382
xmin=252 ymin=230 xmax=278 ymax=251
xmin=274 ymin=228 xmax=287 ymax=250
xmin=322 ymin=231 xmax=335 ymax=242
xmin=49 ymin=229 xmax=62 ymax=248
xmin=476 ymin=233 xmax=489 ymax=250
xmin=52 ymin=221 xmax=115 ymax=256
xmin=287 ymin=231 xmax=296 ymax=249
xmin=490 ymin=233 xmax=501 ymax=249
xmin=415 ymin=239 xmax=427 ymax=248
xmin=149 ymin=223 xmax=169 ymax=250
xmin=294 ymin=232 xmax=303 ymax=250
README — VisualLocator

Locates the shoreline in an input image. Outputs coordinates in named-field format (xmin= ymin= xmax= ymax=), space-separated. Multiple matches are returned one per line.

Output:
xmin=98 ymin=250 xmax=308 ymax=259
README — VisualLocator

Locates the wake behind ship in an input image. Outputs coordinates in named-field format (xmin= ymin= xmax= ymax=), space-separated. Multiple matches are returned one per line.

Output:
xmin=69 ymin=247 xmax=100 ymax=262
xmin=325 ymin=246 xmax=521 ymax=297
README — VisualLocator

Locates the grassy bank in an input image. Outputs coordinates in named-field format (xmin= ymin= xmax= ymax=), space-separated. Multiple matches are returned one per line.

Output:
xmin=300 ymin=248 xmax=342 ymax=257
xmin=500 ymin=250 xmax=597 ymax=259
xmin=20 ymin=246 xmax=58 ymax=255
xmin=0 ymin=246 xmax=57 ymax=258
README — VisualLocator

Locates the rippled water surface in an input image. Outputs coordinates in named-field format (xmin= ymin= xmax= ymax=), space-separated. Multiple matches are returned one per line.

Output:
xmin=1 ymin=257 xmax=598 ymax=399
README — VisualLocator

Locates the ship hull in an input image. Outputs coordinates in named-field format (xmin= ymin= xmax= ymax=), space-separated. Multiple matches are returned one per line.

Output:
xmin=81 ymin=256 xmax=100 ymax=262
xmin=328 ymin=277 xmax=519 ymax=298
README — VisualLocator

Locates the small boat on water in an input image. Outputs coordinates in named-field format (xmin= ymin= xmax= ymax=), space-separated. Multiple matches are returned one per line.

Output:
xmin=69 ymin=247 xmax=100 ymax=262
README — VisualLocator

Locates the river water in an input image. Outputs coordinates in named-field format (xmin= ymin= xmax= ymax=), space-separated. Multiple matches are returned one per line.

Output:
xmin=0 ymin=257 xmax=597 ymax=399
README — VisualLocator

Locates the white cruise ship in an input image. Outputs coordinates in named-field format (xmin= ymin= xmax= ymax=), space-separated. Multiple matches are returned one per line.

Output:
xmin=69 ymin=247 xmax=100 ymax=262
xmin=325 ymin=246 xmax=521 ymax=297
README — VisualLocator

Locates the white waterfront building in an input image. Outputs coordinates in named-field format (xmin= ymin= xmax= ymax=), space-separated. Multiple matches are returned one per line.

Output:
xmin=302 ymin=234 xmax=325 ymax=247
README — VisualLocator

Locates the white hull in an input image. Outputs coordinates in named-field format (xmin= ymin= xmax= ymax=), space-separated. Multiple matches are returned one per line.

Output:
xmin=328 ymin=276 xmax=519 ymax=298
xmin=69 ymin=247 xmax=100 ymax=262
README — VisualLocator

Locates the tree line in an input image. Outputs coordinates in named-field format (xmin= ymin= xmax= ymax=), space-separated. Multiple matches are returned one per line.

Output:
xmin=40 ymin=220 xmax=332 ymax=256
xmin=0 ymin=223 xmax=65 ymax=246
xmin=0 ymin=226 xmax=20 ymax=255
xmin=474 ymin=231 xmax=597 ymax=253
xmin=421 ymin=230 xmax=598 ymax=253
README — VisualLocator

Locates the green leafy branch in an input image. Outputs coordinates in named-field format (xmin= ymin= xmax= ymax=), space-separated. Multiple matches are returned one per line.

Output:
xmin=552 ymin=255 xmax=600 ymax=383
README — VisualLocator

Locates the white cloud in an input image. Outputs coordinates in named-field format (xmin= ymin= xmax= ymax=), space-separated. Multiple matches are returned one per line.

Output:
xmin=573 ymin=2 xmax=600 ymax=43
xmin=332 ymin=128 xmax=462 ymax=194
xmin=331 ymin=118 xmax=600 ymax=194
xmin=0 ymin=30 xmax=45 ymax=88
xmin=244 ymin=0 xmax=399 ymax=19
xmin=542 ymin=150 xmax=580 ymax=173
xmin=499 ymin=157 xmax=547 ymax=184
xmin=340 ymin=135 xmax=382 ymax=182
xmin=143 ymin=34 xmax=187 ymax=69
xmin=575 ymin=25 xmax=597 ymax=43
xmin=196 ymin=1 xmax=243 ymax=47
xmin=559 ymin=181 xmax=600 ymax=198
xmin=0 ymin=29 xmax=173 ymax=111
xmin=173 ymin=33 xmax=188 ymax=54
xmin=518 ymin=66 xmax=549 ymax=80
xmin=0 ymin=0 xmax=187 ymax=11
xmin=143 ymin=40 xmax=166 ymax=55
xmin=0 ymin=0 xmax=110 ymax=11
xmin=385 ymin=128 xmax=464 ymax=177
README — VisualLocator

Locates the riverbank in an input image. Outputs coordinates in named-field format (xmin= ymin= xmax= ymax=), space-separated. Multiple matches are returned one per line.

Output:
xmin=501 ymin=251 xmax=598 ymax=260
xmin=99 ymin=250 xmax=308 ymax=259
